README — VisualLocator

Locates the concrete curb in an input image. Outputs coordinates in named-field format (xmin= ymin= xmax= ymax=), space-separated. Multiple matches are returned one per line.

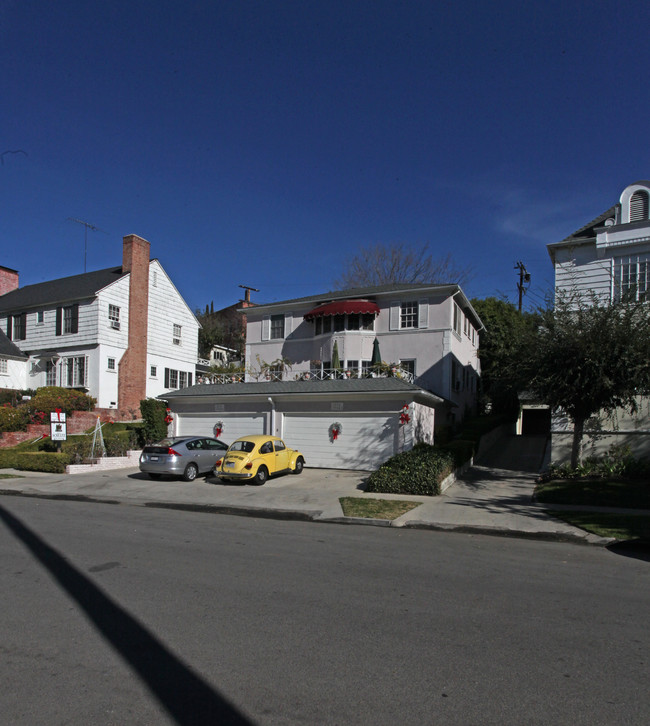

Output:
xmin=0 ymin=487 xmax=616 ymax=545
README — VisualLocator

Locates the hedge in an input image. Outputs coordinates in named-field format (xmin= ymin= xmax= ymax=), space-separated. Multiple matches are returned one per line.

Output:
xmin=0 ymin=451 xmax=71 ymax=473
xmin=365 ymin=445 xmax=455 ymax=496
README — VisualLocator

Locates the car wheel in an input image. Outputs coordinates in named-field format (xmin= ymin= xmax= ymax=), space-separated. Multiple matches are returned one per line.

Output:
xmin=253 ymin=465 xmax=268 ymax=485
xmin=183 ymin=463 xmax=199 ymax=482
xmin=292 ymin=457 xmax=304 ymax=475
xmin=148 ymin=473 xmax=162 ymax=480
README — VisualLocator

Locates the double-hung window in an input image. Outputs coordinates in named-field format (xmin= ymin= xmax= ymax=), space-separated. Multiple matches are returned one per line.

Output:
xmin=56 ymin=304 xmax=79 ymax=336
xmin=400 ymin=301 xmax=418 ymax=329
xmin=173 ymin=324 xmax=182 ymax=345
xmin=65 ymin=356 xmax=87 ymax=387
xmin=108 ymin=305 xmax=120 ymax=329
xmin=270 ymin=314 xmax=284 ymax=339
xmin=0 ymin=358 xmax=7 ymax=375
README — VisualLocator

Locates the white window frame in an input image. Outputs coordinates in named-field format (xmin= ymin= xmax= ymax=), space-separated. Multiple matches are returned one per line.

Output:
xmin=108 ymin=304 xmax=120 ymax=330
xmin=173 ymin=324 xmax=182 ymax=346
xmin=107 ymin=357 xmax=116 ymax=371
xmin=150 ymin=365 xmax=157 ymax=378
xmin=614 ymin=254 xmax=650 ymax=302
xmin=64 ymin=356 xmax=87 ymax=388
xmin=0 ymin=358 xmax=7 ymax=375
xmin=400 ymin=301 xmax=418 ymax=329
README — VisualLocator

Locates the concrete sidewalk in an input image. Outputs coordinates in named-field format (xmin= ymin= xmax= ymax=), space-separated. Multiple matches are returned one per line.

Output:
xmin=0 ymin=462 xmax=613 ymax=545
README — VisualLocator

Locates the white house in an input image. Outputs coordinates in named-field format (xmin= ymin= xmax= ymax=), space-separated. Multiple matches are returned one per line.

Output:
xmin=164 ymin=283 xmax=483 ymax=470
xmin=547 ymin=180 xmax=650 ymax=461
xmin=0 ymin=235 xmax=199 ymax=415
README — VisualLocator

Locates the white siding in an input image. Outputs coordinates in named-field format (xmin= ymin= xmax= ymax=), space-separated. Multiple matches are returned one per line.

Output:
xmin=0 ymin=357 xmax=28 ymax=389
xmin=176 ymin=412 xmax=265 ymax=442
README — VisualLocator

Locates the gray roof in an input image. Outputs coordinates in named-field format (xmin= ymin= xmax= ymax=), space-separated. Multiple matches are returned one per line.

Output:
xmin=247 ymin=283 xmax=459 ymax=311
xmin=161 ymin=377 xmax=446 ymax=406
xmin=549 ymin=205 xmax=617 ymax=249
xmin=0 ymin=330 xmax=27 ymax=359
xmin=0 ymin=266 xmax=127 ymax=313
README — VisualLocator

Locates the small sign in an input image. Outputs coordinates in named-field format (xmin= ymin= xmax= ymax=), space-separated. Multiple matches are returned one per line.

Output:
xmin=50 ymin=411 xmax=67 ymax=441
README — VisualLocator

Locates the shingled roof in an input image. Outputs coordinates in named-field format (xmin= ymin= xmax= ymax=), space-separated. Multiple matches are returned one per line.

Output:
xmin=0 ymin=329 xmax=27 ymax=359
xmin=0 ymin=266 xmax=127 ymax=313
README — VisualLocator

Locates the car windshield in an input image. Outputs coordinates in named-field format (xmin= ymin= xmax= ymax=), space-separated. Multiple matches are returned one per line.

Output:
xmin=229 ymin=440 xmax=255 ymax=453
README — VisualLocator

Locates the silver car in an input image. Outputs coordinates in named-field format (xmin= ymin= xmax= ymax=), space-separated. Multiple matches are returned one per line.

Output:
xmin=139 ymin=436 xmax=229 ymax=481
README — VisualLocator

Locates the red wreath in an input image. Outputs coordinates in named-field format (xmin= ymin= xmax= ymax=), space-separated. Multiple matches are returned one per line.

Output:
xmin=399 ymin=405 xmax=410 ymax=425
xmin=214 ymin=420 xmax=224 ymax=438
xmin=164 ymin=408 xmax=173 ymax=424
xmin=329 ymin=422 xmax=342 ymax=441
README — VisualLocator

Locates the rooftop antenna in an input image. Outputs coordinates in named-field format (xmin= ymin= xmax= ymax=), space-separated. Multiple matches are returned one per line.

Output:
xmin=239 ymin=284 xmax=260 ymax=303
xmin=67 ymin=218 xmax=107 ymax=272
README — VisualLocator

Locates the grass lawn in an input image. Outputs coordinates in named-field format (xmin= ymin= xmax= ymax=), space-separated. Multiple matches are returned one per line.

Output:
xmin=547 ymin=511 xmax=650 ymax=540
xmin=535 ymin=478 xmax=650 ymax=508
xmin=0 ymin=473 xmax=23 ymax=479
xmin=339 ymin=497 xmax=421 ymax=520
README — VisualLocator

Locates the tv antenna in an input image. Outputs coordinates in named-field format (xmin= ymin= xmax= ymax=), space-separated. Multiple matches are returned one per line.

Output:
xmin=67 ymin=217 xmax=108 ymax=272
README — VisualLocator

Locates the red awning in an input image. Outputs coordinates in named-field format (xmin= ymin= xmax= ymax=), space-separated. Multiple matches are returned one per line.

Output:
xmin=304 ymin=299 xmax=380 ymax=321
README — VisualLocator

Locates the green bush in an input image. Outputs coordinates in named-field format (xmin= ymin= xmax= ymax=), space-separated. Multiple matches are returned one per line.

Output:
xmin=0 ymin=451 xmax=70 ymax=473
xmin=0 ymin=404 xmax=32 ymax=433
xmin=365 ymin=445 xmax=455 ymax=496
xmin=436 ymin=439 xmax=475 ymax=467
xmin=140 ymin=398 xmax=169 ymax=444
xmin=542 ymin=445 xmax=650 ymax=482
xmin=26 ymin=387 xmax=96 ymax=416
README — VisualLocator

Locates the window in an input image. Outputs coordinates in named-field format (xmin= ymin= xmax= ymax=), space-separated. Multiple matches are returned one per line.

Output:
xmin=0 ymin=358 xmax=7 ymax=375
xmin=453 ymin=302 xmax=462 ymax=336
xmin=150 ymin=365 xmax=157 ymax=378
xmin=173 ymin=324 xmax=182 ymax=345
xmin=65 ymin=356 xmax=87 ymax=387
xmin=614 ymin=255 xmax=649 ymax=302
xmin=400 ymin=301 xmax=418 ymax=329
xmin=36 ymin=311 xmax=44 ymax=324
xmin=322 ymin=316 xmax=332 ymax=333
xmin=270 ymin=314 xmax=284 ymax=339
xmin=399 ymin=359 xmax=416 ymax=378
xmin=333 ymin=314 xmax=345 ymax=332
xmin=56 ymin=304 xmax=79 ymax=336
xmin=164 ymin=368 xmax=193 ymax=389
xmin=274 ymin=440 xmax=286 ymax=452
xmin=362 ymin=360 xmax=373 ymax=376
xmin=46 ymin=360 xmax=57 ymax=386
xmin=630 ymin=190 xmax=650 ymax=222
xmin=362 ymin=313 xmax=375 ymax=331
xmin=107 ymin=357 xmax=116 ymax=371
xmin=108 ymin=304 xmax=120 ymax=330
xmin=347 ymin=314 xmax=360 ymax=331
xmin=315 ymin=318 xmax=322 ymax=335
xmin=346 ymin=359 xmax=359 ymax=374
xmin=12 ymin=313 xmax=26 ymax=341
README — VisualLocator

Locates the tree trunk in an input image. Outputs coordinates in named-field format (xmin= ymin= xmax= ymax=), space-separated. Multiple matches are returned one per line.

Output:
xmin=570 ymin=415 xmax=585 ymax=468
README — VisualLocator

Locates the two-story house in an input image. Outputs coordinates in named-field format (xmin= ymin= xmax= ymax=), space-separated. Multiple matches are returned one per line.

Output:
xmin=547 ymin=180 xmax=650 ymax=461
xmin=163 ymin=283 xmax=483 ymax=470
xmin=0 ymin=235 xmax=199 ymax=415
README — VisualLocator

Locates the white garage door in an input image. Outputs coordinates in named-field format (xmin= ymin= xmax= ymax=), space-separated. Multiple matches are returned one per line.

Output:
xmin=177 ymin=413 xmax=265 ymax=444
xmin=283 ymin=414 xmax=404 ymax=470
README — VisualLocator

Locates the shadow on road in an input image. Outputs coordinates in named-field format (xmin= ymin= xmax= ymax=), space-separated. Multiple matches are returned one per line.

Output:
xmin=0 ymin=504 xmax=252 ymax=726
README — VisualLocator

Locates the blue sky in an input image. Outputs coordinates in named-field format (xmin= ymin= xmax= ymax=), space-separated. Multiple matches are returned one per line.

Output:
xmin=2 ymin=1 xmax=649 ymax=314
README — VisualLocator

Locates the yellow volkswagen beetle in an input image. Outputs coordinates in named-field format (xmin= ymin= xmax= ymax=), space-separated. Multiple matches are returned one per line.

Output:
xmin=215 ymin=435 xmax=305 ymax=485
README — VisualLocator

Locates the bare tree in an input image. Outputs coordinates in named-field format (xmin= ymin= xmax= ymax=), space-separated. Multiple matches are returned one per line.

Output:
xmin=334 ymin=243 xmax=472 ymax=289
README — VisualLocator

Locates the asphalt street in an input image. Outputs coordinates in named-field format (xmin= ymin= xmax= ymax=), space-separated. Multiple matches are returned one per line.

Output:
xmin=1 ymin=496 xmax=648 ymax=725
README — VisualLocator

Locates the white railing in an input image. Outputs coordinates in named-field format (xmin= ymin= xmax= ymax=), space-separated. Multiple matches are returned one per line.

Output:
xmin=194 ymin=367 xmax=414 ymax=385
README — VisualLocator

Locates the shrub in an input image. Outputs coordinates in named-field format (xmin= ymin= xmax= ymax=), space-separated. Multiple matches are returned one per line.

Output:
xmin=0 ymin=404 xmax=31 ymax=433
xmin=436 ymin=439 xmax=475 ymax=468
xmin=541 ymin=445 xmax=650 ymax=482
xmin=140 ymin=398 xmax=169 ymax=444
xmin=26 ymin=387 xmax=96 ymax=417
xmin=365 ymin=445 xmax=455 ymax=496
xmin=0 ymin=451 xmax=70 ymax=473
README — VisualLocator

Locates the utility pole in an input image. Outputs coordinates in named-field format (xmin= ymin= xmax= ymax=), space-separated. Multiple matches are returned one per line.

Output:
xmin=67 ymin=218 xmax=106 ymax=272
xmin=514 ymin=261 xmax=530 ymax=312
xmin=238 ymin=285 xmax=260 ymax=304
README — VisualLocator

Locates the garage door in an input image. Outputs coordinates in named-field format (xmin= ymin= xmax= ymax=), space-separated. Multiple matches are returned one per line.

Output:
xmin=177 ymin=413 xmax=265 ymax=445
xmin=283 ymin=414 xmax=406 ymax=470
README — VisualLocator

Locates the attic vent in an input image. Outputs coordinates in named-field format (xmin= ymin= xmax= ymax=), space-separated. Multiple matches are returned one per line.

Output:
xmin=630 ymin=190 xmax=649 ymax=222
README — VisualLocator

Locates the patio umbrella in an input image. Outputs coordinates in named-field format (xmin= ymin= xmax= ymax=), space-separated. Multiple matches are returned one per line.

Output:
xmin=331 ymin=340 xmax=341 ymax=372
xmin=371 ymin=337 xmax=382 ymax=366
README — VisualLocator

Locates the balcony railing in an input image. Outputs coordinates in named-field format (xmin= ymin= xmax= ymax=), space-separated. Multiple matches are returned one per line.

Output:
xmin=195 ymin=366 xmax=414 ymax=385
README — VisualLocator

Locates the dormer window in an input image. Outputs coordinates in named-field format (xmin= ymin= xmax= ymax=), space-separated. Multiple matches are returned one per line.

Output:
xmin=630 ymin=190 xmax=649 ymax=222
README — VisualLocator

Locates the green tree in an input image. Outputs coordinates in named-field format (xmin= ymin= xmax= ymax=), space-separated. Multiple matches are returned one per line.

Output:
xmin=471 ymin=297 xmax=539 ymax=416
xmin=517 ymin=294 xmax=650 ymax=467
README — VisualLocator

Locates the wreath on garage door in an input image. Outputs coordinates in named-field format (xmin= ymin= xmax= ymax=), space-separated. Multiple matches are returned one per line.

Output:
xmin=214 ymin=420 xmax=225 ymax=438
xmin=329 ymin=421 xmax=342 ymax=441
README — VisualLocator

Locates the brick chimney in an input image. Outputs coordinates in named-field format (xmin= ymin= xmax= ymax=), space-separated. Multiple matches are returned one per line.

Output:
xmin=0 ymin=266 xmax=19 ymax=296
xmin=118 ymin=235 xmax=150 ymax=416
